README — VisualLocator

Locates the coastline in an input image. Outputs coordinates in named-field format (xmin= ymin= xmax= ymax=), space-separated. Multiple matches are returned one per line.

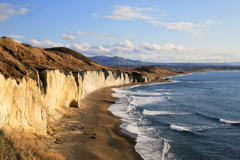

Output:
xmin=75 ymin=79 xmax=169 ymax=159
xmin=46 ymin=79 xmax=169 ymax=160
xmin=45 ymin=70 xmax=228 ymax=159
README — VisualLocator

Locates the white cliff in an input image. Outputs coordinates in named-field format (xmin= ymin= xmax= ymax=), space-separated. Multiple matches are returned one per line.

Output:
xmin=0 ymin=70 xmax=149 ymax=135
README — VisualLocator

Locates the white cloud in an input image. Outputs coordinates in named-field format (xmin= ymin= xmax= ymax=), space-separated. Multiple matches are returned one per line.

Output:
xmin=104 ymin=5 xmax=156 ymax=20
xmin=72 ymin=40 xmax=138 ymax=55
xmin=71 ymin=30 xmax=133 ymax=40
xmin=61 ymin=35 xmax=77 ymax=40
xmin=0 ymin=3 xmax=29 ymax=21
xmin=149 ymin=20 xmax=222 ymax=35
xmin=29 ymin=39 xmax=65 ymax=48
xmin=74 ymin=43 xmax=91 ymax=52
xmin=7 ymin=35 xmax=26 ymax=39
xmin=114 ymin=40 xmax=135 ymax=48
xmin=141 ymin=54 xmax=147 ymax=59
xmin=141 ymin=43 xmax=191 ymax=53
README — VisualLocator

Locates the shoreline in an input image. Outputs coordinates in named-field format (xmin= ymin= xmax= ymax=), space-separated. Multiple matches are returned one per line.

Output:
xmin=46 ymin=70 xmax=223 ymax=159
xmin=45 ymin=79 xmax=169 ymax=160
xmin=77 ymin=79 xmax=170 ymax=159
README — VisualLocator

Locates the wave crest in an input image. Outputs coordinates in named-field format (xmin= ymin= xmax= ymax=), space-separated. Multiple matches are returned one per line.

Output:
xmin=170 ymin=124 xmax=191 ymax=132
xmin=219 ymin=119 xmax=240 ymax=124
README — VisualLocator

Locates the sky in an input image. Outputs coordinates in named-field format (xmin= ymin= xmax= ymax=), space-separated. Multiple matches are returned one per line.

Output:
xmin=1 ymin=0 xmax=240 ymax=63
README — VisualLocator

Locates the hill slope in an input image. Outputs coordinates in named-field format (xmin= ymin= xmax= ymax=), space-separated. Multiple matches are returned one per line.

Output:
xmin=0 ymin=37 xmax=108 ymax=81
xmin=45 ymin=47 xmax=95 ymax=64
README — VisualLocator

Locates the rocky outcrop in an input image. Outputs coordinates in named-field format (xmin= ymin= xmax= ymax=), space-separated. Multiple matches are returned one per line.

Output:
xmin=0 ymin=69 xmax=150 ymax=135
xmin=132 ymin=72 xmax=150 ymax=82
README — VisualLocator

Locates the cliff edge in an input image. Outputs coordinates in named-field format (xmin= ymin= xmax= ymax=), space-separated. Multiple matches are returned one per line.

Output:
xmin=0 ymin=37 xmax=153 ymax=136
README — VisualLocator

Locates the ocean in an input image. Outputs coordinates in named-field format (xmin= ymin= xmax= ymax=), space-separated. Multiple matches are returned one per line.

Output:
xmin=108 ymin=71 xmax=240 ymax=160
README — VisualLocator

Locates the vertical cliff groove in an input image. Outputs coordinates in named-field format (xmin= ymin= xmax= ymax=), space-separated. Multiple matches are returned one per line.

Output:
xmin=39 ymin=70 xmax=48 ymax=95
xmin=102 ymin=68 xmax=109 ymax=80
xmin=72 ymin=72 xmax=79 ymax=89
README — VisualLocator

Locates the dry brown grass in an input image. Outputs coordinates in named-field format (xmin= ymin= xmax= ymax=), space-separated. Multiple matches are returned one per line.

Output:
xmin=50 ymin=126 xmax=62 ymax=132
xmin=0 ymin=130 xmax=65 ymax=160
xmin=63 ymin=113 xmax=75 ymax=118
xmin=0 ymin=36 xmax=115 ymax=80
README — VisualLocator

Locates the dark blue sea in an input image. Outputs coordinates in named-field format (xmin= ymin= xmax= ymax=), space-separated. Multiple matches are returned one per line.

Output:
xmin=109 ymin=71 xmax=240 ymax=160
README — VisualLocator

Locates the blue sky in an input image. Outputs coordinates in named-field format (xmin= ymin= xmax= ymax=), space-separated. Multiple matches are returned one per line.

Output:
xmin=1 ymin=0 xmax=240 ymax=63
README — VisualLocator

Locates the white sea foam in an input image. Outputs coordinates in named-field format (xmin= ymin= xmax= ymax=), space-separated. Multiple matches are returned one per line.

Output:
xmin=111 ymin=88 xmax=130 ymax=98
xmin=162 ymin=140 xmax=172 ymax=160
xmin=130 ymin=96 xmax=165 ymax=107
xmin=126 ymin=122 xmax=140 ymax=134
xmin=166 ymin=75 xmax=181 ymax=79
xmin=134 ymin=90 xmax=164 ymax=96
xmin=170 ymin=124 xmax=191 ymax=132
xmin=110 ymin=86 xmax=174 ymax=160
xmin=170 ymin=124 xmax=215 ymax=132
xmin=219 ymin=119 xmax=240 ymax=124
xmin=143 ymin=110 xmax=189 ymax=116
xmin=144 ymin=110 xmax=175 ymax=115
xmin=128 ymin=84 xmax=143 ymax=89
xmin=134 ymin=134 xmax=174 ymax=160
xmin=169 ymin=80 xmax=181 ymax=83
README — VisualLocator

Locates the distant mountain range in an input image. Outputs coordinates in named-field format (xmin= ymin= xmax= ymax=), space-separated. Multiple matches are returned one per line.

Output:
xmin=89 ymin=55 xmax=149 ymax=66
xmin=89 ymin=55 xmax=240 ymax=67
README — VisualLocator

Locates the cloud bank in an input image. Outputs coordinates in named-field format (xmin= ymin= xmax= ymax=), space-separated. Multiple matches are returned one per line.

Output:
xmin=28 ymin=39 xmax=238 ymax=63
xmin=28 ymin=39 xmax=190 ymax=56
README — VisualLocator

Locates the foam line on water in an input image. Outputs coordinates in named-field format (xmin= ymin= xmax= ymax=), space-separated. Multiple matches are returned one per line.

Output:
xmin=162 ymin=140 xmax=171 ymax=160
xmin=129 ymin=95 xmax=165 ymax=107
xmin=196 ymin=112 xmax=240 ymax=125
xmin=143 ymin=109 xmax=190 ymax=116
xmin=133 ymin=90 xmax=164 ymax=96
xmin=170 ymin=124 xmax=191 ymax=132
xmin=219 ymin=119 xmax=240 ymax=124
xmin=170 ymin=124 xmax=216 ymax=132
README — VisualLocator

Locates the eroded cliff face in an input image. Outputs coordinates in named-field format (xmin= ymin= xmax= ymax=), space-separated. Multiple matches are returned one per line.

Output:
xmin=0 ymin=73 xmax=47 ymax=135
xmin=0 ymin=70 xmax=150 ymax=135
xmin=0 ymin=37 xmax=152 ymax=135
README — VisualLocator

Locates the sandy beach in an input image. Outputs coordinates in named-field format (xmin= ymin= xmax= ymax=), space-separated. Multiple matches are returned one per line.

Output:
xmin=46 ymin=79 xmax=168 ymax=160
